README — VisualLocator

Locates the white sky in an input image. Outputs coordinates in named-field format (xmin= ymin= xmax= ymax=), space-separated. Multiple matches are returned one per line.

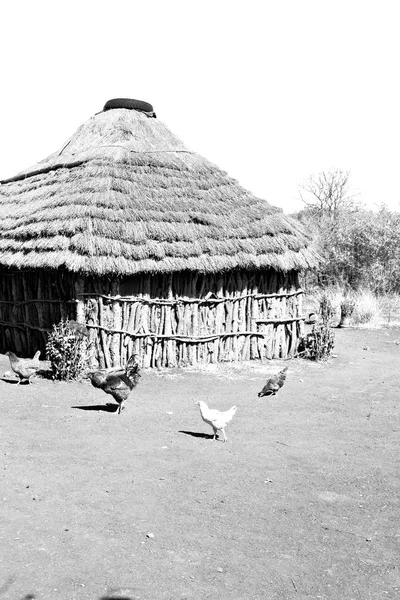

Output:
xmin=1 ymin=0 xmax=399 ymax=214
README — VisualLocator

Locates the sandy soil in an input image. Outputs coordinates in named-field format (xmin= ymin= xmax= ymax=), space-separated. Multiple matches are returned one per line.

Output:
xmin=1 ymin=327 xmax=399 ymax=600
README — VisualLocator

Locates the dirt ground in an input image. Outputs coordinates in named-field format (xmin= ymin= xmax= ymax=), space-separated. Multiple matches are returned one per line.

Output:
xmin=1 ymin=327 xmax=399 ymax=600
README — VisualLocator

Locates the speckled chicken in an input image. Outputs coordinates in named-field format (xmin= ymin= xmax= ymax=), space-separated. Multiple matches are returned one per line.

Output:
xmin=258 ymin=366 xmax=288 ymax=397
xmin=87 ymin=355 xmax=141 ymax=414
xmin=196 ymin=400 xmax=237 ymax=442
xmin=6 ymin=350 xmax=41 ymax=384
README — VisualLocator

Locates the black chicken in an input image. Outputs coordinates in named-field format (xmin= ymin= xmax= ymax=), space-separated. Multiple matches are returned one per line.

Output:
xmin=87 ymin=355 xmax=141 ymax=414
xmin=258 ymin=366 xmax=288 ymax=397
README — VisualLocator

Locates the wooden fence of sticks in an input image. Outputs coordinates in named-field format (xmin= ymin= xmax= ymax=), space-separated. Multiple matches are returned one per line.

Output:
xmin=0 ymin=269 xmax=305 ymax=367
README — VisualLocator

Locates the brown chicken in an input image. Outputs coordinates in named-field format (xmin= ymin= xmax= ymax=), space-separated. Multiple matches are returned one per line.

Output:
xmin=87 ymin=355 xmax=141 ymax=414
xmin=258 ymin=366 xmax=288 ymax=397
xmin=6 ymin=350 xmax=41 ymax=384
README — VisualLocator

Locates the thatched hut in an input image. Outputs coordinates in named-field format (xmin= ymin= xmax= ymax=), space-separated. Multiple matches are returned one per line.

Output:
xmin=0 ymin=98 xmax=318 ymax=367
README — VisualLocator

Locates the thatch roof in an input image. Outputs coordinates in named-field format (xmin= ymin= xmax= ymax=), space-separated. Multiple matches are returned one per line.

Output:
xmin=0 ymin=103 xmax=318 ymax=275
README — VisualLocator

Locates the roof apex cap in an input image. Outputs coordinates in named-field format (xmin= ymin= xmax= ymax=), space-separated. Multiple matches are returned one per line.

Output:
xmin=103 ymin=98 xmax=156 ymax=117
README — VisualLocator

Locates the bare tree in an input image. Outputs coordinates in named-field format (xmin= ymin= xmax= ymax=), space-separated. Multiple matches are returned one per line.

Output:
xmin=298 ymin=169 xmax=358 ymax=221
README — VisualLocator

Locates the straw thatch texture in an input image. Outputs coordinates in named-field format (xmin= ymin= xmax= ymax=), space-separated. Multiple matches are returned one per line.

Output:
xmin=0 ymin=108 xmax=318 ymax=275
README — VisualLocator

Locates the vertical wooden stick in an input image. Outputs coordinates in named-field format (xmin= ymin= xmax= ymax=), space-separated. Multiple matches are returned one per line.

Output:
xmin=74 ymin=277 xmax=85 ymax=324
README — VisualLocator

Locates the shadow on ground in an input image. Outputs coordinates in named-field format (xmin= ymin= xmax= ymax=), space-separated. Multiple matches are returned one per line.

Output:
xmin=72 ymin=403 xmax=118 ymax=412
xmin=179 ymin=430 xmax=214 ymax=439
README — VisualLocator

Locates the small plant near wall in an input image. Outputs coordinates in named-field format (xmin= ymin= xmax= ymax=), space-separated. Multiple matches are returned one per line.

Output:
xmin=46 ymin=319 xmax=91 ymax=381
xmin=299 ymin=294 xmax=335 ymax=360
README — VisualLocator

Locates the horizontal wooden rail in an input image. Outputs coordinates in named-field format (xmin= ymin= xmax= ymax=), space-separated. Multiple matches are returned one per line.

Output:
xmin=86 ymin=323 xmax=272 ymax=343
xmin=0 ymin=319 xmax=290 ymax=343
xmin=78 ymin=289 xmax=305 ymax=305
xmin=0 ymin=290 xmax=304 ymax=308
xmin=256 ymin=316 xmax=305 ymax=324
xmin=0 ymin=321 xmax=51 ymax=333
xmin=0 ymin=299 xmax=76 ymax=307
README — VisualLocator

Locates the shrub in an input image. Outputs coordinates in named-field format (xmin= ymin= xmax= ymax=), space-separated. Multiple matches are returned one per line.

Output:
xmin=340 ymin=297 xmax=356 ymax=318
xmin=305 ymin=285 xmax=342 ymax=325
xmin=299 ymin=294 xmax=335 ymax=360
xmin=319 ymin=294 xmax=336 ymax=326
xmin=46 ymin=319 xmax=91 ymax=381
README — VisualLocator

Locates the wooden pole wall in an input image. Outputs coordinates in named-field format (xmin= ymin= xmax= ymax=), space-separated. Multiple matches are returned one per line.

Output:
xmin=76 ymin=269 xmax=306 ymax=367
xmin=0 ymin=268 xmax=306 ymax=365
xmin=0 ymin=270 xmax=76 ymax=357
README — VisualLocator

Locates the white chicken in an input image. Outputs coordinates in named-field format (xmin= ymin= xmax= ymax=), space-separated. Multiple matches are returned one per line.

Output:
xmin=196 ymin=400 xmax=237 ymax=442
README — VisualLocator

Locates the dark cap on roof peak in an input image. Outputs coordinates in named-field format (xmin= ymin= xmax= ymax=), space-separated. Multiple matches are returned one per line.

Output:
xmin=103 ymin=98 xmax=155 ymax=117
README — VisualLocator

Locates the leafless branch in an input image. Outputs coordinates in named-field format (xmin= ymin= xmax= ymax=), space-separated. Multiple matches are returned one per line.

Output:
xmin=298 ymin=169 xmax=359 ymax=220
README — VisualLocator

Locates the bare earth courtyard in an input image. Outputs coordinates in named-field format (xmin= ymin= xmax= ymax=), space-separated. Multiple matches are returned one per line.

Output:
xmin=1 ymin=327 xmax=399 ymax=600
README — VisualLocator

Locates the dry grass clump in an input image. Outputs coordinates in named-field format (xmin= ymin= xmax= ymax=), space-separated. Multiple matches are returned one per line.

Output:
xmin=350 ymin=290 xmax=381 ymax=327
xmin=305 ymin=286 xmax=388 ymax=328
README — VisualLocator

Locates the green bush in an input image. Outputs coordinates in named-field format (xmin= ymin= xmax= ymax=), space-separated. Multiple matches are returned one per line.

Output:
xmin=46 ymin=319 xmax=91 ymax=381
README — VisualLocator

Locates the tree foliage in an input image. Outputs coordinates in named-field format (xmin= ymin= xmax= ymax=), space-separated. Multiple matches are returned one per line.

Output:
xmin=294 ymin=170 xmax=400 ymax=294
